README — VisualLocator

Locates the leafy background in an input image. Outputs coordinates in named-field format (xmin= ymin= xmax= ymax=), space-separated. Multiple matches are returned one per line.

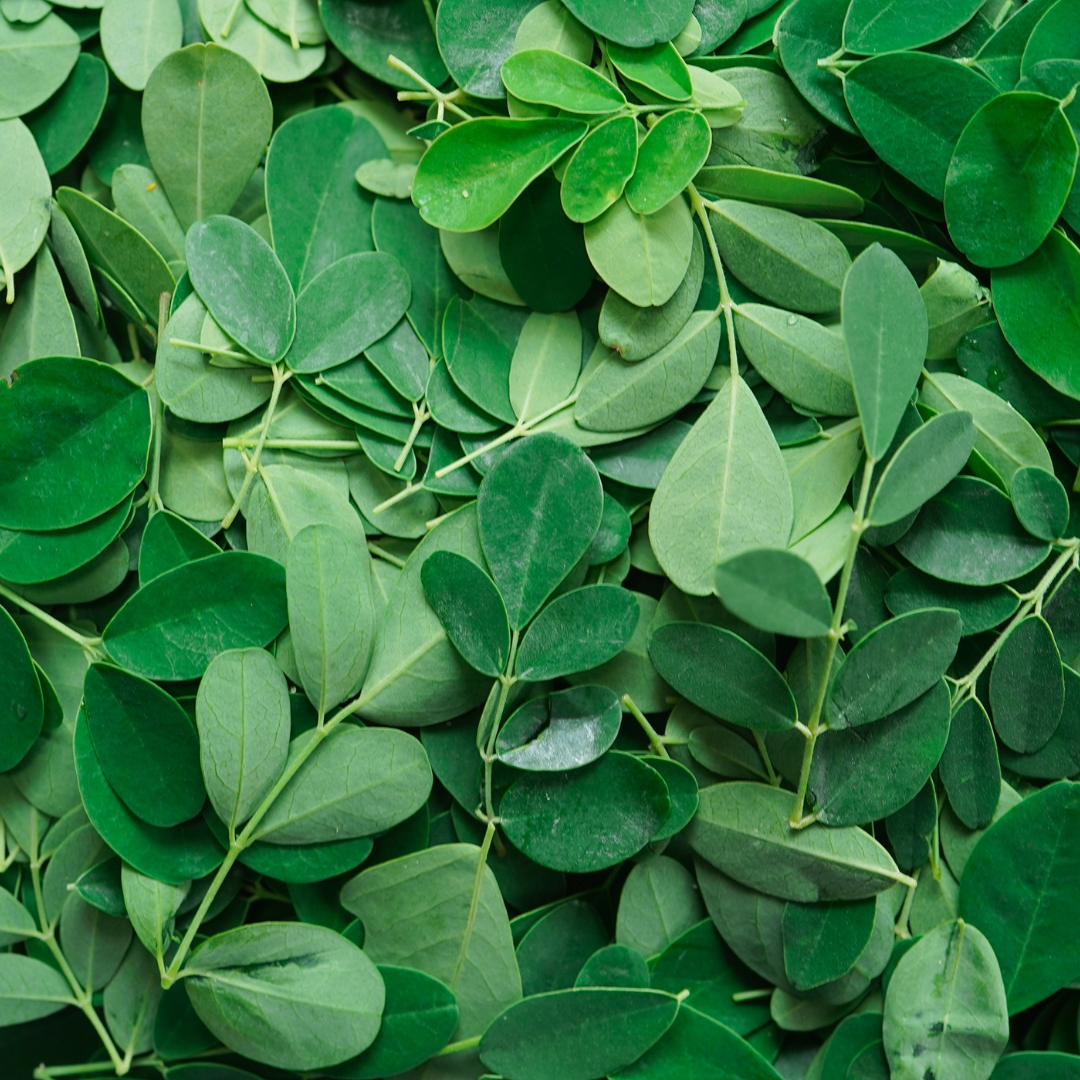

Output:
xmin=2 ymin=0 xmax=1080 ymax=1078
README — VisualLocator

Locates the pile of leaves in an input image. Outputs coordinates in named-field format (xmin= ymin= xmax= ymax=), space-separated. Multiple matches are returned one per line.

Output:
xmin=2 ymin=0 xmax=1080 ymax=1077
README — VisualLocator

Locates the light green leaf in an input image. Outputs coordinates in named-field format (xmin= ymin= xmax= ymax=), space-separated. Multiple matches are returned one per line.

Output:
xmin=650 ymin=375 xmax=793 ymax=595
xmin=120 ymin=864 xmax=189 ymax=961
xmin=616 ymin=855 xmax=707 ymax=958
xmin=100 ymin=0 xmax=182 ymax=91
xmin=510 ymin=311 xmax=581 ymax=423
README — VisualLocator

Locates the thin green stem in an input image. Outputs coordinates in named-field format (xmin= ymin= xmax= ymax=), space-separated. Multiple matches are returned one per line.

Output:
xmin=220 ymin=366 xmax=290 ymax=529
xmin=0 ymin=582 xmax=105 ymax=658
xmin=29 ymin=814 xmax=126 ymax=1075
xmin=690 ymin=186 xmax=738 ymax=379
xmin=481 ymin=631 xmax=520 ymax=823
xmin=367 ymin=542 xmax=408 ymax=568
xmin=388 ymin=54 xmax=473 ymax=120
xmin=894 ymin=880 xmax=917 ymax=939
xmin=168 ymin=338 xmax=250 ymax=361
xmin=395 ymin=402 xmax=429 ymax=472
xmin=731 ymin=988 xmax=773 ymax=1002
xmin=222 ymin=437 xmax=361 ymax=451
xmin=950 ymin=541 xmax=1080 ymax=709
xmin=789 ymin=454 xmax=876 ymax=828
xmin=219 ymin=0 xmax=244 ymax=36
xmin=623 ymin=694 xmax=670 ymax=759
xmin=435 ymin=1033 xmax=484 ymax=1057
xmin=146 ymin=384 xmax=165 ymax=516
xmin=752 ymin=731 xmax=780 ymax=787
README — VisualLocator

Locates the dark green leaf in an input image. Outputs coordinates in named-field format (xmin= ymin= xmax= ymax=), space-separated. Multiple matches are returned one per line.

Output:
xmin=479 ymin=987 xmax=680 ymax=1080
xmin=939 ymin=697 xmax=1001 ymax=830
xmin=843 ymin=0 xmax=984 ymax=53
xmin=989 ymin=615 xmax=1064 ymax=753
xmin=782 ymin=898 xmax=876 ymax=991
xmin=83 ymin=662 xmax=205 ymax=828
xmin=714 ymin=549 xmax=832 ymax=638
xmin=1011 ymin=466 xmax=1071 ymax=541
xmin=0 ymin=606 xmax=42 ymax=772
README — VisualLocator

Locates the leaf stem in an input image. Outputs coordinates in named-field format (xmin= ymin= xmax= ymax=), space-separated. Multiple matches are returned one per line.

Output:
xmin=689 ymin=186 xmax=738 ymax=380
xmin=220 ymin=365 xmax=290 ymax=529
xmin=950 ymin=540 xmax=1079 ymax=709
xmin=622 ymin=694 xmax=670 ymax=759
xmin=0 ymin=582 xmax=105 ymax=659
xmin=788 ymin=454 xmax=875 ymax=828
xmin=395 ymin=402 xmax=429 ymax=472
xmin=894 ymin=879 xmax=916 ymax=939
xmin=387 ymin=54 xmax=474 ymax=121
xmin=222 ymin=437 xmax=361 ymax=451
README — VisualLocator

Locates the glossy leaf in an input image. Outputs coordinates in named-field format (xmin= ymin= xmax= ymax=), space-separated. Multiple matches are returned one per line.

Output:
xmin=103 ymin=551 xmax=288 ymax=681
xmin=413 ymin=117 xmax=587 ymax=232
xmin=83 ymin=663 xmax=205 ymax=828
xmin=561 ymin=115 xmax=640 ymax=224
xmin=844 ymin=0 xmax=984 ymax=54
xmin=496 ymin=685 xmax=622 ymax=770
xmin=502 ymin=48 xmax=626 ymax=114
xmin=625 ymin=110 xmax=711 ymax=215
xmin=480 ymin=988 xmax=680 ymax=1080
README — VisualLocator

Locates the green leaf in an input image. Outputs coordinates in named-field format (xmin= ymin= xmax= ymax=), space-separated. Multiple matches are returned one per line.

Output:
xmin=993 ymin=229 xmax=1080 ymax=402
xmin=478 ymin=432 xmax=603 ymax=629
xmin=23 ymin=53 xmax=108 ymax=175
xmin=515 ymin=585 xmax=639 ymax=680
xmin=714 ymin=549 xmax=832 ymax=638
xmin=0 ymin=243 xmax=79 ymax=375
xmin=561 ymin=0 xmax=694 ymax=48
xmin=509 ymin=311 xmax=581 ymax=422
xmin=733 ymin=303 xmax=856 ymax=416
xmin=649 ymin=376 xmax=794 ymax=596
xmin=195 ymin=648 xmax=290 ymax=830
xmin=186 ymin=215 xmax=295 ymax=364
xmin=0 ymin=954 xmax=73 ymax=1026
xmin=434 ymin=0 xmax=535 ymax=98
xmin=576 ymin=943 xmax=651 ymax=990
xmin=286 ymin=252 xmax=410 ymax=374
xmin=611 ymin=1004 xmax=784 ymax=1080
xmin=287 ymin=523 xmax=375 ymax=714
xmin=54 ymin=186 xmax=175 ymax=322
xmin=503 ymin=48 xmax=626 ymax=113
xmin=919 ymin=370 xmax=1053 ymax=489
xmin=575 ymin=310 xmax=722 ymax=432
xmin=324 ymin=965 xmax=459 ymax=1080
xmin=0 ymin=12 xmax=79 ymax=119
xmin=960 ymin=781 xmax=1080 ymax=1012
xmin=496 ymin=685 xmax=623 ymax=770
xmin=185 ymin=922 xmax=384 ymax=1071
xmin=83 ymin=663 xmax=205 ymax=828
xmin=100 ymin=0 xmax=181 ymax=91
xmin=773 ymin=0 xmax=853 ymax=134
xmin=843 ymin=0 xmax=984 ymax=53
xmin=782 ymin=897 xmax=876 ymax=991
xmin=517 ymin=899 xmax=608 ymax=996
xmin=266 ymin=106 xmax=385 ymax=292
xmin=945 ymin=92 xmax=1077 ymax=268
xmin=479 ymin=987 xmax=680 ymax=1080
xmin=560 ymin=115 xmax=640 ymax=224
xmin=939 ymin=697 xmax=1001 ymax=831
xmin=252 ymin=725 xmax=431 ymax=844
xmin=340 ymin=843 xmax=521 ymax=1039
xmin=0 ymin=119 xmax=51 ymax=300
xmin=584 ymin=194 xmax=695 ymax=307
xmin=320 ymin=0 xmax=443 ymax=90
xmin=0 ymin=885 xmax=38 ymax=947
xmin=688 ymin=781 xmax=910 ymax=900
xmin=121 ymin=864 xmax=189 ymax=962
xmin=500 ymin=751 xmax=670 ymax=871
xmin=883 ymin=919 xmax=1008 ymax=1079
xmin=1012 ymin=465 xmax=1071 ymax=541
xmin=111 ymin=164 xmax=186 ymax=266
xmin=103 ymin=551 xmax=288 ymax=681
xmin=989 ymin=615 xmax=1064 ymax=753
xmin=842 ymin=243 xmax=928 ymax=462
xmin=0 ymin=357 xmax=149 ymax=531
xmin=827 ymin=609 xmax=961 ymax=728
xmin=413 ymin=117 xmax=587 ymax=232
xmin=844 ymin=53 xmax=995 ymax=202
xmin=0 ymin=606 xmax=42 ymax=773
xmin=810 ymin=680 xmax=952 ymax=825
xmin=625 ymin=110 xmax=711 ymax=216
xmin=443 ymin=294 xmax=529 ymax=424
xmin=199 ymin=0 xmax=325 ymax=80
xmin=650 ymin=622 xmax=797 ymax=730
xmin=709 ymin=200 xmax=852 ymax=314
xmin=616 ymin=855 xmax=706 ymax=958
xmin=696 ymin=165 xmax=863 ymax=217
xmin=896 ymin=477 xmax=1051 ymax=586
xmin=609 ymin=40 xmax=691 ymax=100
xmin=421 ymin=549 xmax=509 ymax=678
xmin=784 ymin=416 xmax=863 ymax=543
xmin=157 ymin=295 xmax=273 ymax=423
xmin=74 ymin=709 xmax=225 ymax=885
xmin=868 ymin=412 xmax=977 ymax=527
